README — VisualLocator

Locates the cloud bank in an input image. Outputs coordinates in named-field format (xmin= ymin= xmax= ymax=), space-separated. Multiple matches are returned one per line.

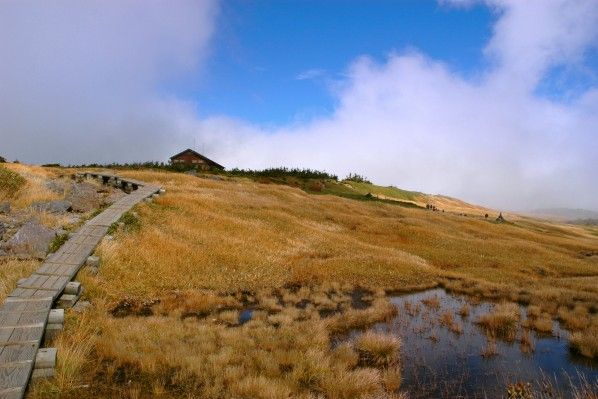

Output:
xmin=1 ymin=0 xmax=597 ymax=210
xmin=0 ymin=0 xmax=218 ymax=163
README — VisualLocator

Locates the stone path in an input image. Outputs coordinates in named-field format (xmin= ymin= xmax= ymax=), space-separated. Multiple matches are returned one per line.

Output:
xmin=0 ymin=172 xmax=161 ymax=399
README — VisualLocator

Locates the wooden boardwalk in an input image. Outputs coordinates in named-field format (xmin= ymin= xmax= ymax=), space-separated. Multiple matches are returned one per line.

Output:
xmin=0 ymin=172 xmax=161 ymax=399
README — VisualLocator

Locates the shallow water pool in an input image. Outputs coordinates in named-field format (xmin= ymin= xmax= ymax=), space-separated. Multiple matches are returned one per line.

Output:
xmin=336 ymin=288 xmax=598 ymax=398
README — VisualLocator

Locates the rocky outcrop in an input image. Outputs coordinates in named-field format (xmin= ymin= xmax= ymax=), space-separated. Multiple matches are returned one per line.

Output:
xmin=31 ymin=200 xmax=72 ymax=214
xmin=1 ymin=219 xmax=56 ymax=258
xmin=0 ymin=202 xmax=9 ymax=214
xmin=66 ymin=182 xmax=102 ymax=212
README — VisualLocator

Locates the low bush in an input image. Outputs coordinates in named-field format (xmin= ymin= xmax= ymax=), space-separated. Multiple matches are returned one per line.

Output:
xmin=343 ymin=173 xmax=371 ymax=184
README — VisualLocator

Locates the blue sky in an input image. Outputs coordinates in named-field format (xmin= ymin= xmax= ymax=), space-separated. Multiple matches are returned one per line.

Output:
xmin=183 ymin=1 xmax=495 ymax=126
xmin=2 ymin=0 xmax=598 ymax=210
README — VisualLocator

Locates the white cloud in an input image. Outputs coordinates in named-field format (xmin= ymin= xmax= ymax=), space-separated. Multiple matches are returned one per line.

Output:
xmin=0 ymin=0 xmax=218 ymax=164
xmin=196 ymin=0 xmax=598 ymax=211
xmin=295 ymin=69 xmax=326 ymax=81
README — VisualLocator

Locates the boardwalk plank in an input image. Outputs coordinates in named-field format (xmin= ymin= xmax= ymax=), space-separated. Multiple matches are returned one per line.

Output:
xmin=0 ymin=387 xmax=24 ymax=399
xmin=0 ymin=343 xmax=37 ymax=364
xmin=0 ymin=363 xmax=30 ymax=390
xmin=1 ymin=326 xmax=44 ymax=345
xmin=0 ymin=312 xmax=47 ymax=327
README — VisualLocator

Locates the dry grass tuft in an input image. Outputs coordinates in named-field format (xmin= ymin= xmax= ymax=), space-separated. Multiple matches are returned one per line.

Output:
xmin=421 ymin=295 xmax=441 ymax=309
xmin=481 ymin=337 xmax=498 ymax=358
xmin=519 ymin=329 xmax=535 ymax=354
xmin=569 ymin=322 xmax=598 ymax=358
xmin=355 ymin=331 xmax=401 ymax=368
xmin=381 ymin=365 xmax=403 ymax=393
xmin=526 ymin=313 xmax=553 ymax=334
xmin=458 ymin=303 xmax=470 ymax=317
xmin=326 ymin=298 xmax=397 ymax=335
xmin=320 ymin=368 xmax=383 ymax=399
xmin=439 ymin=310 xmax=463 ymax=334
xmin=476 ymin=302 xmax=520 ymax=341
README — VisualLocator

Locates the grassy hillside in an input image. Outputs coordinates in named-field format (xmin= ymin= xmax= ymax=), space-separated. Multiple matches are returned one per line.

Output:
xmin=0 ymin=163 xmax=62 ymax=207
xmin=27 ymin=168 xmax=598 ymax=398
xmin=0 ymin=164 xmax=26 ymax=199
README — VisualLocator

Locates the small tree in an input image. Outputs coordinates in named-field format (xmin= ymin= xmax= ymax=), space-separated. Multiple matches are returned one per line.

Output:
xmin=344 ymin=173 xmax=371 ymax=184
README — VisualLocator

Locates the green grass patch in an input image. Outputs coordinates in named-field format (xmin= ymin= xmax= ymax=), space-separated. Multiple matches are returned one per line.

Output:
xmin=49 ymin=233 xmax=69 ymax=253
xmin=341 ymin=181 xmax=422 ymax=202
xmin=108 ymin=212 xmax=140 ymax=235
xmin=0 ymin=166 xmax=26 ymax=198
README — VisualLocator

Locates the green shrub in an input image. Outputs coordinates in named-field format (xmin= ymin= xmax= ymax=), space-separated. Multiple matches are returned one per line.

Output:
xmin=227 ymin=167 xmax=337 ymax=180
xmin=343 ymin=173 xmax=371 ymax=184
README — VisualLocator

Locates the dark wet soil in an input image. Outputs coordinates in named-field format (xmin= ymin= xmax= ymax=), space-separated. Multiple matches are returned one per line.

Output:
xmin=111 ymin=298 xmax=159 ymax=317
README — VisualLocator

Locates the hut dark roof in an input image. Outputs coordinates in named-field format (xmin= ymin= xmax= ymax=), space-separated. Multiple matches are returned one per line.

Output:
xmin=170 ymin=148 xmax=224 ymax=169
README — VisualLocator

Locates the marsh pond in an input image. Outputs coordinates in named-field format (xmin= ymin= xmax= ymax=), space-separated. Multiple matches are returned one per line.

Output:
xmin=335 ymin=289 xmax=598 ymax=398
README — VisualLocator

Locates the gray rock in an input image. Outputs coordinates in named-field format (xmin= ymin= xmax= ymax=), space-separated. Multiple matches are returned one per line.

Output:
xmin=45 ymin=179 xmax=67 ymax=194
xmin=0 ymin=202 xmax=10 ymax=214
xmin=4 ymin=219 xmax=56 ymax=258
xmin=72 ymin=300 xmax=92 ymax=313
xmin=0 ymin=221 xmax=5 ymax=237
xmin=31 ymin=200 xmax=72 ymax=214
xmin=67 ymin=182 xmax=102 ymax=212
xmin=86 ymin=255 xmax=100 ymax=268
xmin=56 ymin=293 xmax=80 ymax=309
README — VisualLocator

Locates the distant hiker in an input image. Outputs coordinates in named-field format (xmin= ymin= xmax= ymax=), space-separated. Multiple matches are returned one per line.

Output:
xmin=496 ymin=212 xmax=505 ymax=222
xmin=485 ymin=213 xmax=488 ymax=219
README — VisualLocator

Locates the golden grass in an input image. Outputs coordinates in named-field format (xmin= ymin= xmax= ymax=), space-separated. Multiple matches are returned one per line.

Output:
xmin=528 ymin=314 xmax=553 ymax=334
xmin=1 ymin=163 xmax=61 ymax=208
xmin=23 ymin=167 xmax=598 ymax=397
xmin=0 ymin=258 xmax=39 ymax=302
xmin=558 ymin=305 xmax=591 ymax=331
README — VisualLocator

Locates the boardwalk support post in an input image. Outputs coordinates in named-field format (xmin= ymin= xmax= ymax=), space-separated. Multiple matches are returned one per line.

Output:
xmin=32 ymin=348 xmax=57 ymax=379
